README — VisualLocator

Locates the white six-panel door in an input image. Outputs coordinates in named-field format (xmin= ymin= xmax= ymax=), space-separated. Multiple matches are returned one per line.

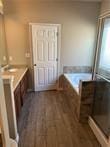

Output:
xmin=31 ymin=24 xmax=58 ymax=91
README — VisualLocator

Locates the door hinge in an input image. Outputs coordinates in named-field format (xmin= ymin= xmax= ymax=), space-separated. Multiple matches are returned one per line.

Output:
xmin=34 ymin=64 xmax=37 ymax=66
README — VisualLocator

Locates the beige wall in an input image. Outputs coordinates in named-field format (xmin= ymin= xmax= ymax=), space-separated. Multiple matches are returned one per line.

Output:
xmin=0 ymin=0 xmax=3 ymax=14
xmin=4 ymin=2 xmax=100 ymax=72
xmin=100 ymin=0 xmax=110 ymax=15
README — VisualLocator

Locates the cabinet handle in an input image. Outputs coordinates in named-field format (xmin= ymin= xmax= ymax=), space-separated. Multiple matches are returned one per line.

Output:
xmin=34 ymin=64 xmax=37 ymax=66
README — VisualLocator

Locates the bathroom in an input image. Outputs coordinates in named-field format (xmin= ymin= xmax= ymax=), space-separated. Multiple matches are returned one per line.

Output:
xmin=0 ymin=0 xmax=110 ymax=147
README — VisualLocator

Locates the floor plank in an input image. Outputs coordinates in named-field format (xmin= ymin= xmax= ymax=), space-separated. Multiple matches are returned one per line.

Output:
xmin=18 ymin=91 xmax=100 ymax=147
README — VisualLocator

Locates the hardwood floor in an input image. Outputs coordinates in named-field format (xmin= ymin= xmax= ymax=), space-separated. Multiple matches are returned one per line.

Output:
xmin=18 ymin=91 xmax=100 ymax=147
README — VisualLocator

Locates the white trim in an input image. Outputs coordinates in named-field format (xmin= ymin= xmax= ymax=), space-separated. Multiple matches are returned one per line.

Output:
xmin=93 ymin=14 xmax=110 ymax=78
xmin=3 ymin=78 xmax=18 ymax=143
xmin=15 ymin=133 xmax=19 ymax=143
xmin=29 ymin=23 xmax=61 ymax=91
xmin=99 ymin=11 xmax=110 ymax=19
xmin=35 ymin=86 xmax=56 ymax=92
xmin=88 ymin=116 xmax=110 ymax=147
xmin=10 ymin=138 xmax=18 ymax=147
xmin=0 ymin=69 xmax=11 ymax=147
xmin=29 ymin=23 xmax=61 ymax=27
xmin=93 ymin=19 xmax=103 ymax=78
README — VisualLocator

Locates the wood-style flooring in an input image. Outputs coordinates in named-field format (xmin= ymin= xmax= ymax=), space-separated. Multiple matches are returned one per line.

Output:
xmin=18 ymin=91 xmax=100 ymax=147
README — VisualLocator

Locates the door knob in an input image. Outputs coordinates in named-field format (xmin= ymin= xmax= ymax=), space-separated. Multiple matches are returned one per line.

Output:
xmin=56 ymin=58 xmax=58 ymax=62
xmin=34 ymin=64 xmax=37 ymax=66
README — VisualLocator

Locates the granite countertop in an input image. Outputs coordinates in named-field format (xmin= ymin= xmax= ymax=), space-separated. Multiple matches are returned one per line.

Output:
xmin=2 ymin=67 xmax=28 ymax=91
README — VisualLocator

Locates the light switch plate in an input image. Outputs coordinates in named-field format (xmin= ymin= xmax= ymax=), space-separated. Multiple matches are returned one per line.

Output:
xmin=25 ymin=53 xmax=30 ymax=58
xmin=3 ymin=56 xmax=6 ymax=61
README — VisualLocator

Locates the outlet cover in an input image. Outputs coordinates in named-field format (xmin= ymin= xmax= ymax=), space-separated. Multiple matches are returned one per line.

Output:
xmin=25 ymin=53 xmax=30 ymax=58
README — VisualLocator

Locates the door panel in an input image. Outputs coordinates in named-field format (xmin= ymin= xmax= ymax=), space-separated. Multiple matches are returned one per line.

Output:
xmin=37 ymin=40 xmax=44 ymax=61
xmin=48 ymin=67 xmax=56 ymax=84
xmin=48 ymin=42 xmax=56 ymax=61
xmin=32 ymin=24 xmax=58 ymax=91
xmin=37 ymin=68 xmax=45 ymax=85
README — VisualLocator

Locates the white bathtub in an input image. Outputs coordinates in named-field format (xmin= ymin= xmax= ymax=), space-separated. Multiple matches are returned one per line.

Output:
xmin=64 ymin=73 xmax=92 ymax=93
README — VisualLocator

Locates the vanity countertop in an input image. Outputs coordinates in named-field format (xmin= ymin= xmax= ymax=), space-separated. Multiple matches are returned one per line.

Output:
xmin=2 ymin=67 xmax=28 ymax=91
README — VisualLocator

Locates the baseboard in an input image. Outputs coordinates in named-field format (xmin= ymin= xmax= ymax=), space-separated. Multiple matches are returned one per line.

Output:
xmin=27 ymin=89 xmax=34 ymax=92
xmin=15 ymin=133 xmax=19 ymax=143
xmin=10 ymin=138 xmax=18 ymax=147
xmin=88 ymin=116 xmax=110 ymax=147
xmin=57 ymin=87 xmax=63 ymax=91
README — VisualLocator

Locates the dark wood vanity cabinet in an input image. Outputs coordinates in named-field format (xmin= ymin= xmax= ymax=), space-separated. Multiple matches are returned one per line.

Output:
xmin=20 ymin=72 xmax=28 ymax=105
xmin=14 ymin=84 xmax=21 ymax=122
xmin=14 ymin=70 xmax=28 ymax=122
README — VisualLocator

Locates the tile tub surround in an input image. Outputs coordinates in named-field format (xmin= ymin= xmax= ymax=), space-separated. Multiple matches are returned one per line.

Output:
xmin=62 ymin=75 xmax=80 ymax=122
xmin=64 ymin=73 xmax=92 ymax=94
xmin=63 ymin=66 xmax=92 ymax=73
xmin=79 ymin=81 xmax=96 ymax=123
xmin=62 ymin=75 xmax=95 ymax=123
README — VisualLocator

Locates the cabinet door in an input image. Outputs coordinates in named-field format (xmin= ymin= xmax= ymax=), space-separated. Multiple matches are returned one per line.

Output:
xmin=20 ymin=77 xmax=25 ymax=106
xmin=14 ymin=84 xmax=21 ymax=122
xmin=20 ymin=71 xmax=28 ymax=104
xmin=24 ymin=71 xmax=28 ymax=93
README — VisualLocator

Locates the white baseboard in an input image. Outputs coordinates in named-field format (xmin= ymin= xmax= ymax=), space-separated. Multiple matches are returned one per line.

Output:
xmin=10 ymin=138 xmax=18 ymax=147
xmin=15 ymin=133 xmax=19 ymax=143
xmin=10 ymin=132 xmax=19 ymax=147
xmin=88 ymin=116 xmax=110 ymax=147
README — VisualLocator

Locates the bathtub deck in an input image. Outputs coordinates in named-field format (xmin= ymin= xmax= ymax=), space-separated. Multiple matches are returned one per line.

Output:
xmin=62 ymin=74 xmax=95 ymax=123
xmin=18 ymin=91 xmax=100 ymax=147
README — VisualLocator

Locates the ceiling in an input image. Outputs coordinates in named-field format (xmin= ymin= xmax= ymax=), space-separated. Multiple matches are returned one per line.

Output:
xmin=4 ymin=0 xmax=102 ymax=2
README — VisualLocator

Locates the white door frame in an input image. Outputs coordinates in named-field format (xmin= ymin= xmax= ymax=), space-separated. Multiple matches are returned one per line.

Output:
xmin=29 ymin=23 xmax=61 ymax=91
